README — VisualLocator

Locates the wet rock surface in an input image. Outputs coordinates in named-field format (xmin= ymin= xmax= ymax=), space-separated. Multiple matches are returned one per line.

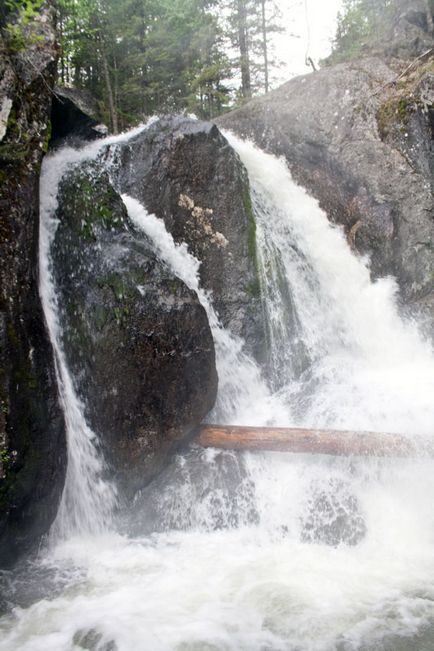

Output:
xmin=383 ymin=0 xmax=434 ymax=59
xmin=53 ymin=164 xmax=217 ymax=497
xmin=126 ymin=446 xmax=258 ymax=535
xmin=0 ymin=4 xmax=66 ymax=566
xmin=73 ymin=629 xmax=117 ymax=651
xmin=115 ymin=116 xmax=265 ymax=360
xmin=217 ymin=54 xmax=434 ymax=331
xmin=301 ymin=478 xmax=367 ymax=547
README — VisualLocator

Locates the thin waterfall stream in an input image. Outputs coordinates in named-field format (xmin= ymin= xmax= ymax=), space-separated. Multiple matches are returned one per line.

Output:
xmin=1 ymin=125 xmax=434 ymax=651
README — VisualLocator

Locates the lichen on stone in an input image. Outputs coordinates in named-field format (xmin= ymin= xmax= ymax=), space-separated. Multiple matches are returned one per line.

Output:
xmin=178 ymin=193 xmax=228 ymax=248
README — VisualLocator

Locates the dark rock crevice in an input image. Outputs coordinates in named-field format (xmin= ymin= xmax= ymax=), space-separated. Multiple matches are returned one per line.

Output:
xmin=50 ymin=86 xmax=107 ymax=147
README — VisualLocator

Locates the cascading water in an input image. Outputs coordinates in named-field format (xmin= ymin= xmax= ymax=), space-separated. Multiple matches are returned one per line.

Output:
xmin=226 ymin=133 xmax=434 ymax=436
xmin=1 ymin=125 xmax=434 ymax=651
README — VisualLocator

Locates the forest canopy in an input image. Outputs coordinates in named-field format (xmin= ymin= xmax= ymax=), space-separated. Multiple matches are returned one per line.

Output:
xmin=54 ymin=0 xmax=284 ymax=131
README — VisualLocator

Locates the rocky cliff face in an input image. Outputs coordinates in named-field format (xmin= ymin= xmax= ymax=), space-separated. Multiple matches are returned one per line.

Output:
xmin=370 ymin=0 xmax=433 ymax=60
xmin=0 ymin=5 xmax=65 ymax=565
xmin=115 ymin=116 xmax=264 ymax=360
xmin=217 ymin=52 xmax=434 ymax=331
xmin=53 ymin=163 xmax=217 ymax=498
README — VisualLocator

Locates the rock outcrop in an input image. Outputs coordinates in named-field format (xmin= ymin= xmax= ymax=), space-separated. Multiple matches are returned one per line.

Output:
xmin=0 ymin=5 xmax=66 ymax=565
xmin=51 ymin=86 xmax=108 ymax=146
xmin=217 ymin=54 xmax=434 ymax=329
xmin=324 ymin=0 xmax=434 ymax=64
xmin=53 ymin=163 xmax=217 ymax=497
xmin=380 ymin=0 xmax=434 ymax=60
xmin=115 ymin=116 xmax=264 ymax=359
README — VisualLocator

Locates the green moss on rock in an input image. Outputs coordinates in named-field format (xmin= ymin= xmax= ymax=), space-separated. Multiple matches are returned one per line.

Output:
xmin=59 ymin=168 xmax=127 ymax=242
xmin=242 ymin=183 xmax=257 ymax=263
xmin=242 ymin=179 xmax=261 ymax=299
xmin=377 ymin=96 xmax=415 ymax=137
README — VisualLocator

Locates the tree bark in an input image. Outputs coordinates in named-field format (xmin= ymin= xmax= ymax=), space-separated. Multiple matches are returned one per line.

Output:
xmin=101 ymin=47 xmax=118 ymax=134
xmin=196 ymin=425 xmax=432 ymax=458
xmin=237 ymin=0 xmax=252 ymax=99
xmin=260 ymin=0 xmax=269 ymax=93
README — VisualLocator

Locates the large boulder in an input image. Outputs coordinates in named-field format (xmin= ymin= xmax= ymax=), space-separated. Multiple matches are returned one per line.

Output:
xmin=0 ymin=5 xmax=66 ymax=566
xmin=217 ymin=55 xmax=434 ymax=329
xmin=52 ymin=164 xmax=217 ymax=497
xmin=115 ymin=116 xmax=264 ymax=359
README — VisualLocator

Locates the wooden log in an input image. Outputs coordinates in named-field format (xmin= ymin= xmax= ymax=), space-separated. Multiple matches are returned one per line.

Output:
xmin=197 ymin=425 xmax=433 ymax=458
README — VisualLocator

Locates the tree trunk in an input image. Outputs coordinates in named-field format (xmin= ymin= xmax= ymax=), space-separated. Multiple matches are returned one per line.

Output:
xmin=237 ymin=0 xmax=251 ymax=99
xmin=196 ymin=425 xmax=431 ymax=458
xmin=260 ymin=0 xmax=269 ymax=93
xmin=101 ymin=47 xmax=118 ymax=134
xmin=425 ymin=0 xmax=434 ymax=34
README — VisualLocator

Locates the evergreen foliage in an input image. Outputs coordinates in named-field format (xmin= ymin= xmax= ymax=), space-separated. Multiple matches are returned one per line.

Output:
xmin=327 ymin=0 xmax=393 ymax=64
xmin=55 ymin=0 xmax=283 ymax=129
xmin=328 ymin=0 xmax=434 ymax=64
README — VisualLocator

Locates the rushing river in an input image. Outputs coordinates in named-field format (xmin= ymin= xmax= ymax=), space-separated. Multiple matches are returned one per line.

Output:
xmin=1 ymin=123 xmax=434 ymax=651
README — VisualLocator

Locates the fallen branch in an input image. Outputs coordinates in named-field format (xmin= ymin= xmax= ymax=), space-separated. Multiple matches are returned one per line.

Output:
xmin=394 ymin=47 xmax=434 ymax=83
xmin=372 ymin=47 xmax=434 ymax=96
xmin=197 ymin=425 xmax=433 ymax=459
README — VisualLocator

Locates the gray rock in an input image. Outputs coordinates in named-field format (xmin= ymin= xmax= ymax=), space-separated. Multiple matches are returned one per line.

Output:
xmin=51 ymin=86 xmax=108 ymax=146
xmin=73 ymin=629 xmax=117 ymax=651
xmin=385 ymin=0 xmax=434 ymax=59
xmin=0 ymin=3 xmax=66 ymax=567
xmin=114 ymin=116 xmax=265 ymax=360
xmin=323 ymin=0 xmax=434 ymax=62
xmin=52 ymin=164 xmax=218 ymax=497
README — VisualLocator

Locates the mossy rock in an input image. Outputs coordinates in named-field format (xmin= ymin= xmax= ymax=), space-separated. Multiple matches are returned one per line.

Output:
xmin=58 ymin=164 xmax=127 ymax=242
xmin=52 ymin=162 xmax=217 ymax=498
xmin=377 ymin=95 xmax=415 ymax=137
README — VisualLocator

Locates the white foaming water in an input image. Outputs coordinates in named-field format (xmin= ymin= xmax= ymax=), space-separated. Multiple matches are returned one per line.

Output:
xmin=224 ymin=132 xmax=434 ymax=436
xmin=2 ymin=127 xmax=434 ymax=651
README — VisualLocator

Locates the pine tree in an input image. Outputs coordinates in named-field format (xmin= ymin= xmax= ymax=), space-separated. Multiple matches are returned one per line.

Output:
xmin=250 ymin=0 xmax=282 ymax=94
xmin=329 ymin=0 xmax=395 ymax=63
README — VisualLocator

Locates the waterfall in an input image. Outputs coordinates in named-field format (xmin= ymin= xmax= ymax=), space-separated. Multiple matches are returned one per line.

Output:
xmin=225 ymin=132 xmax=434 ymax=437
xmin=2 ymin=124 xmax=434 ymax=651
